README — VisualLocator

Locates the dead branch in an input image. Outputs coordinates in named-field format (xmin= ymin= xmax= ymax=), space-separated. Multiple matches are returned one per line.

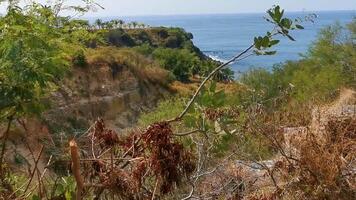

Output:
xmin=23 ymin=145 xmax=44 ymax=195
xmin=174 ymin=129 xmax=201 ymax=136
xmin=70 ymin=140 xmax=84 ymax=200
xmin=0 ymin=116 xmax=13 ymax=178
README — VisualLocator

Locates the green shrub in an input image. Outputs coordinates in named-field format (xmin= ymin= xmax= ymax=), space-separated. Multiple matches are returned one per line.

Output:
xmin=72 ymin=50 xmax=87 ymax=68
xmin=133 ymin=43 xmax=154 ymax=55
xmin=138 ymin=97 xmax=186 ymax=127
xmin=239 ymin=19 xmax=356 ymax=107
xmin=106 ymin=29 xmax=136 ymax=47
xmin=153 ymin=48 xmax=199 ymax=82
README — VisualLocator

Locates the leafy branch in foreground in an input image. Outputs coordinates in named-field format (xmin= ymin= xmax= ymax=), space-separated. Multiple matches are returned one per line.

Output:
xmin=0 ymin=0 xmax=101 ymax=192
xmin=170 ymin=5 xmax=312 ymax=123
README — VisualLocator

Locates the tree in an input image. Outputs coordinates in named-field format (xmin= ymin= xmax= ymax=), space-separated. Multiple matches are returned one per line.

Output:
xmin=0 ymin=1 xmax=97 ymax=181
xmin=110 ymin=19 xmax=119 ymax=28
xmin=118 ymin=19 xmax=125 ymax=28
xmin=153 ymin=48 xmax=199 ymax=82
xmin=105 ymin=21 xmax=114 ymax=29
xmin=94 ymin=18 xmax=103 ymax=29
xmin=138 ymin=22 xmax=145 ymax=29
xmin=132 ymin=21 xmax=138 ymax=29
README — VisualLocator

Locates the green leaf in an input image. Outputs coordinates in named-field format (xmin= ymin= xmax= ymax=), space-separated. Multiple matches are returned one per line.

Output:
xmin=262 ymin=36 xmax=270 ymax=48
xmin=286 ymin=34 xmax=296 ymax=41
xmin=273 ymin=6 xmax=284 ymax=23
xmin=296 ymin=24 xmax=304 ymax=29
xmin=267 ymin=10 xmax=275 ymax=21
xmin=254 ymin=50 xmax=263 ymax=56
xmin=264 ymin=51 xmax=277 ymax=55
xmin=280 ymin=9 xmax=285 ymax=21
xmin=282 ymin=29 xmax=289 ymax=35
xmin=275 ymin=6 xmax=284 ymax=22
xmin=269 ymin=40 xmax=280 ymax=46
xmin=254 ymin=37 xmax=262 ymax=50
xmin=281 ymin=18 xmax=292 ymax=29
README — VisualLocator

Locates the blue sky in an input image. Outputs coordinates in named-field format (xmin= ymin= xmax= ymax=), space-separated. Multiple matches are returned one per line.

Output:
xmin=87 ymin=0 xmax=356 ymax=16
xmin=0 ymin=0 xmax=355 ymax=16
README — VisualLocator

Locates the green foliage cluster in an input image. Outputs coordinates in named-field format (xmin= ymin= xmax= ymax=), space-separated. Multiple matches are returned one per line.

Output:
xmin=0 ymin=4 xmax=92 ymax=120
xmin=152 ymin=48 xmax=199 ymax=82
xmin=138 ymin=81 xmax=275 ymax=160
xmin=134 ymin=45 xmax=234 ymax=82
xmin=102 ymin=27 xmax=234 ymax=82
xmin=240 ymin=19 xmax=356 ymax=106
xmin=103 ymin=27 xmax=196 ymax=50
xmin=0 ymin=5 xmax=66 ymax=119
xmin=138 ymin=97 xmax=186 ymax=127
xmin=254 ymin=5 xmax=307 ymax=55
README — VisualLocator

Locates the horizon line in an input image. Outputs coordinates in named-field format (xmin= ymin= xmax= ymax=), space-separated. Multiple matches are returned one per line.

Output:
xmin=84 ymin=9 xmax=355 ymax=18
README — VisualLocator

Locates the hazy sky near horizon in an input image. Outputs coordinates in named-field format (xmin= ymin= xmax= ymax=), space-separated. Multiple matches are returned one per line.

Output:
xmin=85 ymin=0 xmax=355 ymax=16
xmin=0 ymin=0 xmax=355 ymax=16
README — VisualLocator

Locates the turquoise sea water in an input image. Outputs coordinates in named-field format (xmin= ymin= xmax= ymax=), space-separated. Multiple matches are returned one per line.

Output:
xmin=100 ymin=10 xmax=355 ymax=73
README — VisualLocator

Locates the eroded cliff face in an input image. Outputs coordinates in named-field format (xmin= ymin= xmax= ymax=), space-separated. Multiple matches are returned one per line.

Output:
xmin=3 ymin=48 xmax=171 ymax=173
xmin=44 ymin=58 xmax=169 ymax=134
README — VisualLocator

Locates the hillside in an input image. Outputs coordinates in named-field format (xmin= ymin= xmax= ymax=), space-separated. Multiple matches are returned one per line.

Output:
xmin=0 ymin=26 xmax=219 ymax=180
xmin=33 ymin=26 xmax=218 ymax=133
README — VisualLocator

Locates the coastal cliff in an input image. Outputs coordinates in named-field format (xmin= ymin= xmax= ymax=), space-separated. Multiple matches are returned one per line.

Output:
xmin=45 ymin=48 xmax=170 ymax=132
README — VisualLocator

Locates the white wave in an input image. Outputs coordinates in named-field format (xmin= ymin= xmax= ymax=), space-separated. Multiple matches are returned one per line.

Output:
xmin=207 ymin=54 xmax=229 ymax=63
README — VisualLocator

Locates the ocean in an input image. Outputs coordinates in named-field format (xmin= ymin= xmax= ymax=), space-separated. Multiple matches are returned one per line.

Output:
xmin=100 ymin=10 xmax=355 ymax=73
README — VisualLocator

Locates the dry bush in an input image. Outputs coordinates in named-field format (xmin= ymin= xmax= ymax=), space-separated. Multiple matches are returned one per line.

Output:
xmin=191 ymin=163 xmax=248 ymax=199
xmin=254 ymin=116 xmax=356 ymax=200
xmin=224 ymin=97 xmax=355 ymax=200
xmin=169 ymin=81 xmax=198 ymax=96
xmin=73 ymin=119 xmax=195 ymax=199
xmin=289 ymin=117 xmax=356 ymax=199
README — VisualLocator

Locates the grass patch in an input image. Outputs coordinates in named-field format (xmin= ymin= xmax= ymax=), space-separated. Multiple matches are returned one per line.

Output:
xmin=138 ymin=97 xmax=186 ymax=127
xmin=85 ymin=47 xmax=172 ymax=86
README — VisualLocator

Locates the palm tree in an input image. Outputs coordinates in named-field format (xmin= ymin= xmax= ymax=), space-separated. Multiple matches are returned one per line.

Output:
xmin=126 ymin=22 xmax=133 ymax=29
xmin=94 ymin=19 xmax=103 ymax=29
xmin=105 ymin=21 xmax=114 ymax=29
xmin=118 ymin=19 xmax=125 ymax=28
xmin=132 ymin=21 xmax=138 ymax=29
xmin=110 ymin=19 xmax=119 ymax=28
xmin=138 ymin=23 xmax=145 ymax=29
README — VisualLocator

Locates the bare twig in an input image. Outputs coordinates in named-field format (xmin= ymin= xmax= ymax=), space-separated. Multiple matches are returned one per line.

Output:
xmin=23 ymin=145 xmax=44 ymax=195
xmin=91 ymin=125 xmax=97 ymax=159
xmin=151 ymin=179 xmax=159 ymax=200
xmin=174 ymin=129 xmax=201 ymax=136
xmin=0 ymin=116 xmax=13 ymax=177
xmin=80 ymin=157 xmax=144 ymax=162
